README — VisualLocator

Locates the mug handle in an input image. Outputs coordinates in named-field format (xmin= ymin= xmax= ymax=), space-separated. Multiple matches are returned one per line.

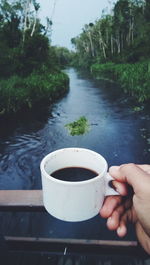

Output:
xmin=105 ymin=173 xmax=120 ymax=196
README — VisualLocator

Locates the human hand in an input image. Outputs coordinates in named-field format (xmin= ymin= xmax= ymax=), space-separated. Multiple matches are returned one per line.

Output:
xmin=100 ymin=164 xmax=150 ymax=254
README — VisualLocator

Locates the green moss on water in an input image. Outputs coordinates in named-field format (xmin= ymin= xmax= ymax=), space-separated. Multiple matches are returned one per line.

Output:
xmin=147 ymin=138 xmax=150 ymax=145
xmin=132 ymin=106 xmax=144 ymax=112
xmin=65 ymin=116 xmax=90 ymax=136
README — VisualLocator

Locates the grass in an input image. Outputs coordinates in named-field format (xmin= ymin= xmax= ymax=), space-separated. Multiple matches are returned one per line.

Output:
xmin=0 ymin=71 xmax=69 ymax=116
xmin=91 ymin=61 xmax=150 ymax=102
xmin=65 ymin=116 xmax=90 ymax=136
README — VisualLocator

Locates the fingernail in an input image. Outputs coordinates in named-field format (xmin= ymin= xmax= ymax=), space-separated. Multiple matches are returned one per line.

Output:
xmin=109 ymin=166 xmax=119 ymax=174
xmin=108 ymin=216 xmax=113 ymax=224
xmin=117 ymin=227 xmax=121 ymax=234
xmin=110 ymin=166 xmax=119 ymax=170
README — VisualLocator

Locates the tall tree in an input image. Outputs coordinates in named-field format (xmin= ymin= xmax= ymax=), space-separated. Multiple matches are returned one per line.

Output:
xmin=72 ymin=0 xmax=150 ymax=67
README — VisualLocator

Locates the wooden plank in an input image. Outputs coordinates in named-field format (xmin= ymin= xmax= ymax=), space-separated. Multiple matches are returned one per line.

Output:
xmin=5 ymin=236 xmax=144 ymax=256
xmin=5 ymin=236 xmax=138 ymax=247
xmin=0 ymin=190 xmax=44 ymax=211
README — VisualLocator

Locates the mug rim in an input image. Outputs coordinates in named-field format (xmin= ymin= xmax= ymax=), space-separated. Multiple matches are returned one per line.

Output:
xmin=40 ymin=147 xmax=108 ymax=186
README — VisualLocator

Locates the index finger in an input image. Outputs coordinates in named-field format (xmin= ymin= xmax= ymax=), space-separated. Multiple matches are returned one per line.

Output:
xmin=109 ymin=164 xmax=150 ymax=194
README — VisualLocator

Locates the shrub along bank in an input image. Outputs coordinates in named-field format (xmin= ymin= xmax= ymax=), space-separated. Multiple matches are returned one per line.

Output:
xmin=0 ymin=70 xmax=69 ymax=116
xmin=91 ymin=62 xmax=150 ymax=102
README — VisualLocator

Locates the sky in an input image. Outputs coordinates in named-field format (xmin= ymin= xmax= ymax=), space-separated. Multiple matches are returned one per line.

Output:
xmin=38 ymin=0 xmax=115 ymax=50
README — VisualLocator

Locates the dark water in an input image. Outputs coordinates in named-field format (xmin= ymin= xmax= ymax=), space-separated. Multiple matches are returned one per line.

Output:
xmin=0 ymin=68 xmax=150 ymax=240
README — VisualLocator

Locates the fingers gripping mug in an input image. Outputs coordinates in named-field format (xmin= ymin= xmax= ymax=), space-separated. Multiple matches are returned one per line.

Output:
xmin=40 ymin=148 xmax=119 ymax=222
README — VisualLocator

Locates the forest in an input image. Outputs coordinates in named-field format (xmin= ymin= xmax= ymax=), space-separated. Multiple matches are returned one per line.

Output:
xmin=0 ymin=0 xmax=150 ymax=115
xmin=72 ymin=0 xmax=150 ymax=102
xmin=0 ymin=0 xmax=70 ymax=116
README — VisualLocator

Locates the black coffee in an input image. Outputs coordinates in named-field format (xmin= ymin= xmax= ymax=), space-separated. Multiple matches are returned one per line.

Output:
xmin=51 ymin=167 xmax=98 ymax=182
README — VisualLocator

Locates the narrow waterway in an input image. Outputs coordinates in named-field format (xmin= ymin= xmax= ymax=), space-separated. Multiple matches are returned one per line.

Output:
xmin=0 ymin=68 xmax=150 ymax=240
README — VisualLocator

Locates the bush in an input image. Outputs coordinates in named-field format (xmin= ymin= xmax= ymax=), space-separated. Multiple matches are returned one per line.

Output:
xmin=91 ymin=61 xmax=150 ymax=102
xmin=0 ymin=71 xmax=69 ymax=115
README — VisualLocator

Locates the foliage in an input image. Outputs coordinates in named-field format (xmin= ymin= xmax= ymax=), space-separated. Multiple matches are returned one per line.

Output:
xmin=72 ymin=0 xmax=150 ymax=67
xmin=65 ymin=116 xmax=90 ymax=136
xmin=71 ymin=0 xmax=150 ymax=102
xmin=91 ymin=61 xmax=150 ymax=102
xmin=0 ymin=0 xmax=67 ymax=78
xmin=0 ymin=0 xmax=70 ymax=116
xmin=0 ymin=71 xmax=69 ymax=115
xmin=132 ymin=106 xmax=144 ymax=112
xmin=54 ymin=46 xmax=72 ymax=67
xmin=91 ymin=62 xmax=116 ymax=80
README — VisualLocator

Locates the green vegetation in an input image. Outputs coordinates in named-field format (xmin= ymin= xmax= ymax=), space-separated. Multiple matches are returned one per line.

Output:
xmin=91 ymin=62 xmax=150 ymax=102
xmin=65 ymin=116 xmax=90 ymax=136
xmin=54 ymin=46 xmax=72 ymax=68
xmin=0 ymin=71 xmax=69 ymax=115
xmin=0 ymin=0 xmax=70 ymax=116
xmin=72 ymin=0 xmax=150 ymax=102
xmin=132 ymin=106 xmax=144 ymax=112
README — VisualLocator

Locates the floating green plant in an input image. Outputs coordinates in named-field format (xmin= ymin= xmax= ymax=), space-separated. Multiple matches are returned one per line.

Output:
xmin=147 ymin=138 xmax=150 ymax=145
xmin=132 ymin=106 xmax=144 ymax=112
xmin=65 ymin=116 xmax=90 ymax=136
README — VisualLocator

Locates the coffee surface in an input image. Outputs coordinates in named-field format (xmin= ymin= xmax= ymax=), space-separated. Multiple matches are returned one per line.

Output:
xmin=51 ymin=167 xmax=98 ymax=182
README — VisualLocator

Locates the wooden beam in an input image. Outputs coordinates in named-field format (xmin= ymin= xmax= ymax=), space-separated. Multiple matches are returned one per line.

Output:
xmin=5 ymin=236 xmax=138 ymax=247
xmin=0 ymin=190 xmax=44 ymax=211
xmin=5 ymin=236 xmax=143 ymax=256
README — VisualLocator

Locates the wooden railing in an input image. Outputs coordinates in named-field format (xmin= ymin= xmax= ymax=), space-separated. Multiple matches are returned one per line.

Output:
xmin=0 ymin=190 xmax=146 ymax=256
xmin=0 ymin=190 xmax=43 ymax=211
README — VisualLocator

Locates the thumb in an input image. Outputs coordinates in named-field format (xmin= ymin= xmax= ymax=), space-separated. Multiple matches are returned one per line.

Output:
xmin=109 ymin=163 xmax=150 ymax=194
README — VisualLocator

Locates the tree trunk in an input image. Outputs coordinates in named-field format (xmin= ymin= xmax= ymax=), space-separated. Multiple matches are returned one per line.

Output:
xmin=98 ymin=31 xmax=107 ymax=59
xmin=88 ymin=31 xmax=95 ymax=57
xmin=23 ymin=0 xmax=30 ymax=43
xmin=111 ymin=35 xmax=114 ymax=55
xmin=116 ymin=33 xmax=120 ymax=54
xmin=31 ymin=10 xmax=38 ymax=37
xmin=131 ymin=16 xmax=134 ymax=44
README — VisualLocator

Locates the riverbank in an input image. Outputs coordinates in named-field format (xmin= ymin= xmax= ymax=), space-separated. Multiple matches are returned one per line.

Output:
xmin=0 ymin=70 xmax=69 ymax=117
xmin=91 ymin=62 xmax=150 ymax=103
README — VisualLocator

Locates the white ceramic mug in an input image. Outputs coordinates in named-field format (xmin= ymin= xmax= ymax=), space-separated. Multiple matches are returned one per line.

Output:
xmin=40 ymin=148 xmax=119 ymax=222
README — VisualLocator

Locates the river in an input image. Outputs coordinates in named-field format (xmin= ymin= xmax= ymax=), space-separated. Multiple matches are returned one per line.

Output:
xmin=0 ymin=68 xmax=150 ymax=240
